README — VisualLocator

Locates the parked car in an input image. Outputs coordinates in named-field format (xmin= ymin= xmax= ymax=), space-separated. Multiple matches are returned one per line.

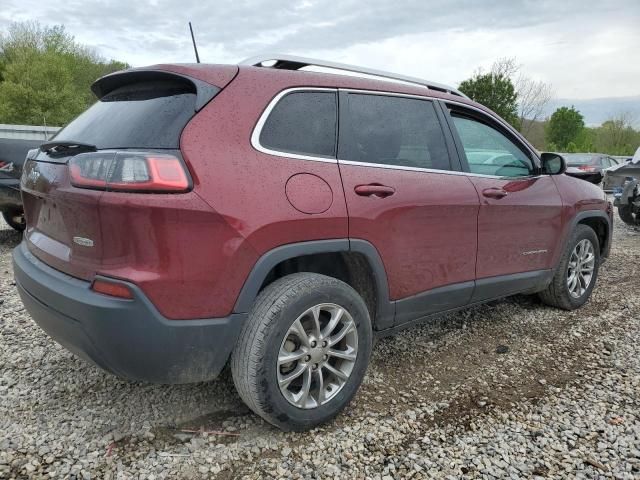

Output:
xmin=605 ymin=147 xmax=640 ymax=225
xmin=0 ymin=138 xmax=43 ymax=231
xmin=12 ymin=55 xmax=612 ymax=431
xmin=563 ymin=153 xmax=621 ymax=187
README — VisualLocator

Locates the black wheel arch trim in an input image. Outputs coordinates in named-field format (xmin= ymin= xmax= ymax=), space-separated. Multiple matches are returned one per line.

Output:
xmin=568 ymin=209 xmax=612 ymax=259
xmin=232 ymin=238 xmax=395 ymax=330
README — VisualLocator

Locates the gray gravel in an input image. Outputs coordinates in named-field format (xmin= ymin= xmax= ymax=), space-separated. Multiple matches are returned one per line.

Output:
xmin=1 ymin=214 xmax=639 ymax=479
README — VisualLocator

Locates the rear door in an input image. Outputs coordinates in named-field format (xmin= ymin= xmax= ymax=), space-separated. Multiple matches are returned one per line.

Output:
xmin=337 ymin=91 xmax=480 ymax=328
xmin=443 ymin=104 xmax=563 ymax=300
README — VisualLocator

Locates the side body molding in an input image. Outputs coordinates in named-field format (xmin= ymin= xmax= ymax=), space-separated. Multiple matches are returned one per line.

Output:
xmin=232 ymin=238 xmax=395 ymax=330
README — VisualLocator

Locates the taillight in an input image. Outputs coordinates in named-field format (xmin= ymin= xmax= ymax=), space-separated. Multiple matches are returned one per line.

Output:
xmin=69 ymin=151 xmax=190 ymax=192
xmin=91 ymin=278 xmax=134 ymax=299
xmin=578 ymin=165 xmax=597 ymax=172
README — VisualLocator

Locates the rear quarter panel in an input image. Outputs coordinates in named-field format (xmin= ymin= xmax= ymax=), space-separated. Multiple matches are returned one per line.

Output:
xmin=179 ymin=68 xmax=350 ymax=316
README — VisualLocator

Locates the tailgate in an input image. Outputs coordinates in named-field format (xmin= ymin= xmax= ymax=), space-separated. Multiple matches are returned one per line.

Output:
xmin=22 ymin=155 xmax=104 ymax=280
xmin=20 ymin=67 xmax=226 ymax=280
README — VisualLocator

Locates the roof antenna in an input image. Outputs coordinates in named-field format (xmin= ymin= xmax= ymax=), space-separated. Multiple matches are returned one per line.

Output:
xmin=189 ymin=22 xmax=201 ymax=63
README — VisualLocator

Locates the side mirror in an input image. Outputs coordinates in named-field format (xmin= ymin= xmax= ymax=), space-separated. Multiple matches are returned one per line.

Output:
xmin=540 ymin=152 xmax=566 ymax=175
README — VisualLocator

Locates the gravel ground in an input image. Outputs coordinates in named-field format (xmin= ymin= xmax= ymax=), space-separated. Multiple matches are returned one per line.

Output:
xmin=1 ymin=214 xmax=639 ymax=479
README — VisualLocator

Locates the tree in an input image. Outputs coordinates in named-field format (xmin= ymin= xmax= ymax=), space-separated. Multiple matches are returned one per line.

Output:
xmin=546 ymin=106 xmax=585 ymax=151
xmin=516 ymin=75 xmax=553 ymax=137
xmin=458 ymin=64 xmax=519 ymax=127
xmin=594 ymin=113 xmax=639 ymax=155
xmin=458 ymin=58 xmax=553 ymax=132
xmin=0 ymin=21 xmax=127 ymax=126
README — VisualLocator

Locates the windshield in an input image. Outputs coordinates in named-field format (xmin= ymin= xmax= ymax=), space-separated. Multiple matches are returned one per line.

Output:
xmin=53 ymin=80 xmax=197 ymax=150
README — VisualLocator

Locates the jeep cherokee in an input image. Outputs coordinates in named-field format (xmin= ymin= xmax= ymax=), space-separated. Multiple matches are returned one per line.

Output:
xmin=12 ymin=55 xmax=613 ymax=431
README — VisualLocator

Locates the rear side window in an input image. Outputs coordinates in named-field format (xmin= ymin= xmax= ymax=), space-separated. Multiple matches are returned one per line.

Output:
xmin=259 ymin=91 xmax=337 ymax=158
xmin=339 ymin=93 xmax=451 ymax=170
xmin=54 ymin=80 xmax=201 ymax=149
xmin=452 ymin=115 xmax=534 ymax=177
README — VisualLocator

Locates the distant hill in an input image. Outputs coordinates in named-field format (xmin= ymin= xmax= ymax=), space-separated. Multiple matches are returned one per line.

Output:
xmin=545 ymin=96 xmax=640 ymax=127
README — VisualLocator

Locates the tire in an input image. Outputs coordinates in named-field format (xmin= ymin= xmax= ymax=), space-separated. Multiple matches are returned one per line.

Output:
xmin=2 ymin=209 xmax=25 ymax=232
xmin=538 ymin=224 xmax=600 ymax=310
xmin=231 ymin=273 xmax=372 ymax=431
xmin=618 ymin=205 xmax=639 ymax=226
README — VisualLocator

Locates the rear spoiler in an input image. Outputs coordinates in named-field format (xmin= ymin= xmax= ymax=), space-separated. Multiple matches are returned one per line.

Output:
xmin=91 ymin=70 xmax=220 ymax=111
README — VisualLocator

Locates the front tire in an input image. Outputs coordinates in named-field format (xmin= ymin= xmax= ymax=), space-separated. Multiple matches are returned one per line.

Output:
xmin=231 ymin=273 xmax=372 ymax=431
xmin=538 ymin=224 xmax=600 ymax=310
xmin=2 ymin=209 xmax=26 ymax=232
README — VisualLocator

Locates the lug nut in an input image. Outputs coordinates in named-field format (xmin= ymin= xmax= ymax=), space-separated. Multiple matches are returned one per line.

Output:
xmin=304 ymin=355 xmax=311 ymax=362
xmin=323 ymin=354 xmax=328 ymax=361
xmin=322 ymin=341 xmax=328 ymax=347
xmin=312 ymin=363 xmax=318 ymax=370
xmin=310 ymin=340 xmax=317 ymax=348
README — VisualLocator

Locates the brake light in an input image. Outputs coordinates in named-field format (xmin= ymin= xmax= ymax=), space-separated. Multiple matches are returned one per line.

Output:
xmin=578 ymin=165 xmax=597 ymax=172
xmin=91 ymin=278 xmax=134 ymax=299
xmin=69 ymin=151 xmax=190 ymax=192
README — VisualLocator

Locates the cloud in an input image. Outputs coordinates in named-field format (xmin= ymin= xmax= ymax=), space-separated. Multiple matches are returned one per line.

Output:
xmin=0 ymin=0 xmax=638 ymax=99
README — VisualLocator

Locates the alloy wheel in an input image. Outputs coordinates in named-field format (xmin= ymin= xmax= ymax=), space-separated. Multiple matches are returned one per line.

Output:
xmin=277 ymin=303 xmax=358 ymax=409
xmin=567 ymin=239 xmax=595 ymax=298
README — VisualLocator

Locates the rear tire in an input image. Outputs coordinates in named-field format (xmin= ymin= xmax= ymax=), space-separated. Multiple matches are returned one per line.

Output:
xmin=538 ymin=224 xmax=600 ymax=310
xmin=2 ymin=209 xmax=25 ymax=232
xmin=231 ymin=273 xmax=372 ymax=431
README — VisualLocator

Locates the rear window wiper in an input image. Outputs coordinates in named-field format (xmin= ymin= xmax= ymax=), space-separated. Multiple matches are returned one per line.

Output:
xmin=40 ymin=140 xmax=97 ymax=156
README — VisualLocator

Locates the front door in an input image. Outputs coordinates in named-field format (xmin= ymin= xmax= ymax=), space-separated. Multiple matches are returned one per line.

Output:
xmin=445 ymin=107 xmax=564 ymax=300
xmin=337 ymin=91 xmax=480 ymax=327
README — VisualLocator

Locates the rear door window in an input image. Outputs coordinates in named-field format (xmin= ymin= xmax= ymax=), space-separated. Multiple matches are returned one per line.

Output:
xmin=259 ymin=91 xmax=337 ymax=158
xmin=54 ymin=80 xmax=202 ymax=149
xmin=451 ymin=115 xmax=534 ymax=177
xmin=338 ymin=93 xmax=452 ymax=170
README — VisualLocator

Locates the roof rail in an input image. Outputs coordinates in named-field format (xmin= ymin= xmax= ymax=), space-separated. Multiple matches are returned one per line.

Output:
xmin=239 ymin=54 xmax=468 ymax=99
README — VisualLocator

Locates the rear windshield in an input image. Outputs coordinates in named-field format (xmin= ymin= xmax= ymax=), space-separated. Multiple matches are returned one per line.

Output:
xmin=53 ymin=80 xmax=197 ymax=149
xmin=564 ymin=154 xmax=597 ymax=166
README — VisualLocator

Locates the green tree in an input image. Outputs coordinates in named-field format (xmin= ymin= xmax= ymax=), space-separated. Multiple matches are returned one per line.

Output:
xmin=458 ymin=69 xmax=519 ymax=127
xmin=0 ymin=21 xmax=127 ymax=126
xmin=593 ymin=114 xmax=639 ymax=155
xmin=545 ymin=106 xmax=585 ymax=151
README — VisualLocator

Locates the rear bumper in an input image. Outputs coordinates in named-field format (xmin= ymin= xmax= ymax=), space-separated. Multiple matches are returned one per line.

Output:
xmin=0 ymin=179 xmax=22 ymax=210
xmin=12 ymin=242 xmax=246 ymax=384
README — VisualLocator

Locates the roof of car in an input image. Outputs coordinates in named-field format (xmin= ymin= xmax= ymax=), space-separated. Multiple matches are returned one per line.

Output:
xmin=140 ymin=62 xmax=481 ymax=108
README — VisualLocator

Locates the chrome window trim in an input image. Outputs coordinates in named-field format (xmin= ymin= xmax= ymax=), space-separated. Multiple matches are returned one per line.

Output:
xmin=251 ymin=87 xmax=339 ymax=163
xmin=337 ymin=159 xmax=539 ymax=180
xmin=251 ymin=86 xmax=541 ymax=180
xmin=338 ymin=87 xmax=438 ymax=101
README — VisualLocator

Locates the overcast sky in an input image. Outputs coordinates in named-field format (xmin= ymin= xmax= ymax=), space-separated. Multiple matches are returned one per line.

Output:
xmin=1 ymin=0 xmax=639 ymax=100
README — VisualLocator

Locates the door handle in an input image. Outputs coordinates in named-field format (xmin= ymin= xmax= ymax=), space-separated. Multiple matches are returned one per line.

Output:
xmin=482 ymin=187 xmax=508 ymax=199
xmin=354 ymin=184 xmax=395 ymax=198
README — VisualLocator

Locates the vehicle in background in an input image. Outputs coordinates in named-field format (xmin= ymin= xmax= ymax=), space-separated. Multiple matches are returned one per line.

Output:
xmin=608 ymin=147 xmax=640 ymax=225
xmin=563 ymin=153 xmax=621 ymax=187
xmin=604 ymin=147 xmax=640 ymax=194
xmin=12 ymin=55 xmax=612 ymax=431
xmin=0 ymin=138 xmax=45 ymax=231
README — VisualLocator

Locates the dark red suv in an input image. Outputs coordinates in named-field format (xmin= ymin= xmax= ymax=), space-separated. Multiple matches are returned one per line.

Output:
xmin=13 ymin=55 xmax=612 ymax=431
